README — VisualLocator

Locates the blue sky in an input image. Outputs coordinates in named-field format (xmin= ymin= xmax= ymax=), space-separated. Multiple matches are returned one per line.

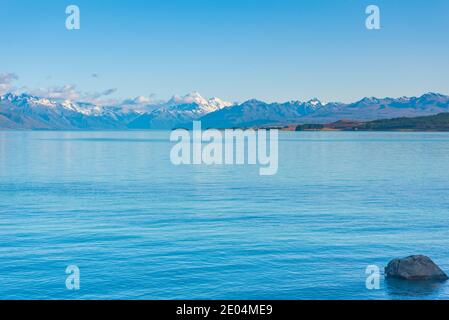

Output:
xmin=0 ymin=0 xmax=448 ymax=103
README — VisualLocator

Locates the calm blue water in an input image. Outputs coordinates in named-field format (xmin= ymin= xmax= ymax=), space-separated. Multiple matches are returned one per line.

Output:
xmin=1 ymin=131 xmax=449 ymax=300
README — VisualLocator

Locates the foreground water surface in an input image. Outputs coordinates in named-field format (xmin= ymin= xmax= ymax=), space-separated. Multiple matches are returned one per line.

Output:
xmin=1 ymin=131 xmax=449 ymax=300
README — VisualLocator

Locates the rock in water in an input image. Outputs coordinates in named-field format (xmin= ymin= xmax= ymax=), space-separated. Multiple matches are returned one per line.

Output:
xmin=385 ymin=255 xmax=448 ymax=281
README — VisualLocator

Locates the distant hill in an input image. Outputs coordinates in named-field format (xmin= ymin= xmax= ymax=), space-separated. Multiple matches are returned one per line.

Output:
xmin=296 ymin=113 xmax=449 ymax=132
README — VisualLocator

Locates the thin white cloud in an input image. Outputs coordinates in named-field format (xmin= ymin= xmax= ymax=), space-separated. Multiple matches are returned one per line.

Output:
xmin=2 ymin=72 xmax=163 ymax=107
xmin=28 ymin=84 xmax=80 ymax=100
xmin=122 ymin=96 xmax=151 ymax=105
xmin=0 ymin=73 xmax=18 ymax=95
xmin=0 ymin=71 xmax=119 ymax=105
xmin=24 ymin=84 xmax=119 ymax=105
xmin=121 ymin=94 xmax=161 ymax=105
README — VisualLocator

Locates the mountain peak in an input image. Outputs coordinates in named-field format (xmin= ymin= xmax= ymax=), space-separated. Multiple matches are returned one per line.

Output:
xmin=242 ymin=99 xmax=267 ymax=105
xmin=306 ymin=98 xmax=322 ymax=107
xmin=165 ymin=92 xmax=232 ymax=113
xmin=359 ymin=97 xmax=380 ymax=103
xmin=420 ymin=92 xmax=446 ymax=99
xmin=0 ymin=92 xmax=49 ymax=105
xmin=208 ymin=97 xmax=233 ymax=109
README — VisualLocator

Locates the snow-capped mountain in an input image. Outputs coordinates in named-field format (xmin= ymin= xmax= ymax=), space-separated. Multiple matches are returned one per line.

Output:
xmin=0 ymin=92 xmax=233 ymax=130
xmin=0 ymin=93 xmax=103 ymax=116
xmin=1 ymin=92 xmax=449 ymax=130
xmin=0 ymin=93 xmax=136 ymax=129
xmin=165 ymin=92 xmax=232 ymax=112
xmin=127 ymin=92 xmax=233 ymax=129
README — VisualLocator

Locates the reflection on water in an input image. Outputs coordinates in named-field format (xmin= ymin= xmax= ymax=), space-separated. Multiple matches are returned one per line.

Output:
xmin=386 ymin=278 xmax=447 ymax=299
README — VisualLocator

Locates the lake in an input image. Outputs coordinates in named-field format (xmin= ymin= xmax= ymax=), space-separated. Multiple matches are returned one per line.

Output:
xmin=1 ymin=131 xmax=449 ymax=299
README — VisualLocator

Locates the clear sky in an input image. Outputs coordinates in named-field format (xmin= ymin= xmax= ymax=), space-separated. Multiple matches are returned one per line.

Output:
xmin=0 ymin=0 xmax=448 ymax=103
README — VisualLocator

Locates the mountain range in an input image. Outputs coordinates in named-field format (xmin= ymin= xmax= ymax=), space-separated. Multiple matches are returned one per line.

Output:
xmin=1 ymin=91 xmax=449 ymax=130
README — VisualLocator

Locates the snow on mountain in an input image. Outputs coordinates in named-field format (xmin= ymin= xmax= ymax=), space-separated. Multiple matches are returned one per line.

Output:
xmin=306 ymin=98 xmax=322 ymax=108
xmin=207 ymin=97 xmax=233 ymax=110
xmin=1 ymin=91 xmax=449 ymax=129
xmin=0 ymin=92 xmax=233 ymax=129
xmin=127 ymin=92 xmax=233 ymax=129
xmin=0 ymin=93 xmax=131 ymax=129
xmin=165 ymin=92 xmax=232 ymax=112
xmin=0 ymin=93 xmax=106 ymax=116
xmin=167 ymin=92 xmax=208 ymax=107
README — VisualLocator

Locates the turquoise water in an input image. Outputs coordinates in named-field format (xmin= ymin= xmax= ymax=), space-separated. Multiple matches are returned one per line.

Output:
xmin=1 ymin=131 xmax=449 ymax=300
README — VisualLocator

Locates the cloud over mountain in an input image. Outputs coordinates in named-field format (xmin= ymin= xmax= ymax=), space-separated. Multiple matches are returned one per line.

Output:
xmin=24 ymin=85 xmax=118 ymax=105
xmin=0 ymin=73 xmax=18 ymax=95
